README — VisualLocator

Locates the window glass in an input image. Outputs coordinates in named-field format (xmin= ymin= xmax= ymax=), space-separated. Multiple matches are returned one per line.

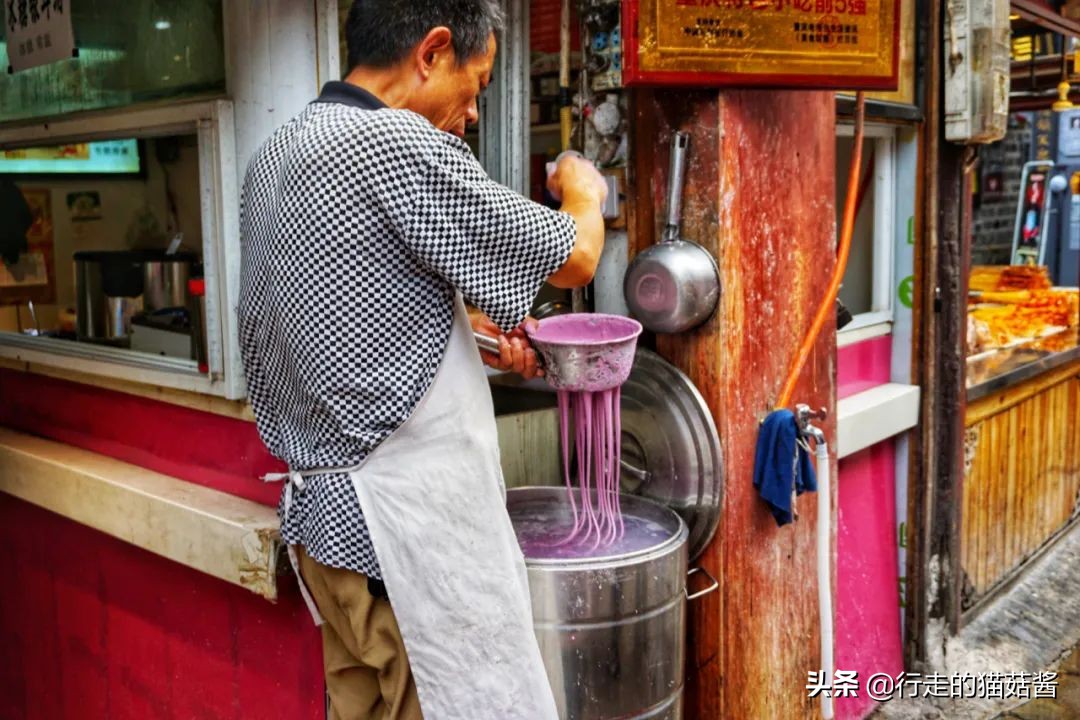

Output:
xmin=0 ymin=0 xmax=225 ymax=123
xmin=1 ymin=133 xmax=206 ymax=366
xmin=836 ymin=135 xmax=878 ymax=317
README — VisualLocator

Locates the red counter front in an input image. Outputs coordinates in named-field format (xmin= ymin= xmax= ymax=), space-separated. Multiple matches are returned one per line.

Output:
xmin=0 ymin=370 xmax=324 ymax=720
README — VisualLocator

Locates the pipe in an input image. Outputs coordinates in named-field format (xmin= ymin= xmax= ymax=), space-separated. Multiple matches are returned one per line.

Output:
xmin=559 ymin=0 xmax=572 ymax=152
xmin=815 ymin=438 xmax=834 ymax=720
xmin=776 ymin=92 xmax=865 ymax=409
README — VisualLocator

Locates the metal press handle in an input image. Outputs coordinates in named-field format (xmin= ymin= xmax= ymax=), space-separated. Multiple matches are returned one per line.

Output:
xmin=663 ymin=132 xmax=691 ymax=243
xmin=619 ymin=457 xmax=649 ymax=482
xmin=685 ymin=566 xmax=719 ymax=601
xmin=475 ymin=332 xmax=547 ymax=370
xmin=474 ymin=332 xmax=502 ymax=355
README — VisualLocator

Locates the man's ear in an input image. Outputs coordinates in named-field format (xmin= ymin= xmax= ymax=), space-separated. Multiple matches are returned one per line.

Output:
xmin=415 ymin=26 xmax=454 ymax=78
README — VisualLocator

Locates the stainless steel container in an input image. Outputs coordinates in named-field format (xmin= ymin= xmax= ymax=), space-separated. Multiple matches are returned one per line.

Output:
xmin=143 ymin=255 xmax=192 ymax=311
xmin=74 ymin=251 xmax=144 ymax=344
xmin=508 ymin=486 xmax=690 ymax=720
xmin=74 ymin=250 xmax=196 ymax=344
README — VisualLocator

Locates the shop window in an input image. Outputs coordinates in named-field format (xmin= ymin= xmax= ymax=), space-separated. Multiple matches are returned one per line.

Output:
xmin=0 ymin=101 xmax=242 ymax=398
xmin=836 ymin=123 xmax=897 ymax=340
xmin=0 ymin=0 xmax=225 ymax=124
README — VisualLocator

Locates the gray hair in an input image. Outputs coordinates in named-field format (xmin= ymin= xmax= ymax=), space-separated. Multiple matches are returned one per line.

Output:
xmin=344 ymin=0 xmax=505 ymax=69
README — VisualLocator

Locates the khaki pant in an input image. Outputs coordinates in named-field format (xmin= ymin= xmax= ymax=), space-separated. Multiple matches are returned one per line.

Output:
xmin=295 ymin=546 xmax=423 ymax=720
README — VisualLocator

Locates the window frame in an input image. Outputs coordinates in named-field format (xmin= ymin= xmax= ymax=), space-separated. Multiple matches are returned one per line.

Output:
xmin=0 ymin=99 xmax=244 ymax=398
xmin=836 ymin=122 xmax=898 ymax=344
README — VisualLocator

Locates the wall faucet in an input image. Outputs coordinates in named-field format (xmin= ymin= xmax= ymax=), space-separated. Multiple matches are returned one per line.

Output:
xmin=795 ymin=403 xmax=827 ymax=445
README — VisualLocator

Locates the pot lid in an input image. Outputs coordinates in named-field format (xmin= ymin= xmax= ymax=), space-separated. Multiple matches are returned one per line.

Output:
xmin=619 ymin=348 xmax=722 ymax=562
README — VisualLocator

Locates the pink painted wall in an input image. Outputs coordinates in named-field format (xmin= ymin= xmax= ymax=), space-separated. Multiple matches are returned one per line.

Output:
xmin=0 ymin=370 xmax=284 ymax=505
xmin=835 ymin=335 xmax=904 ymax=720
xmin=838 ymin=334 xmax=892 ymax=400
xmin=834 ymin=440 xmax=904 ymax=720
xmin=0 ymin=372 xmax=324 ymax=719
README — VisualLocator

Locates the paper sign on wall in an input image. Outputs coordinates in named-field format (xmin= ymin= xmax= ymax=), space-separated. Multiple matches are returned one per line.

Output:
xmin=4 ymin=0 xmax=77 ymax=73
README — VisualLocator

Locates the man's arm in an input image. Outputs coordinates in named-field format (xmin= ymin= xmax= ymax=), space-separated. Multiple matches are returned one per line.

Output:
xmin=546 ymin=157 xmax=607 ymax=289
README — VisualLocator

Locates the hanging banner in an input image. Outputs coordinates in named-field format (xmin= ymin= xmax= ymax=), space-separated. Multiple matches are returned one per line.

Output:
xmin=4 ymin=0 xmax=77 ymax=73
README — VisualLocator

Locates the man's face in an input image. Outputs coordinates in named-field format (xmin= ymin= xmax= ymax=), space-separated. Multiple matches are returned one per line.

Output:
xmin=416 ymin=33 xmax=496 ymax=138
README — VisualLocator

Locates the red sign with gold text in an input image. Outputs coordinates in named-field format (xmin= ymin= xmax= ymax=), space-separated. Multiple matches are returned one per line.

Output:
xmin=622 ymin=0 xmax=900 ymax=89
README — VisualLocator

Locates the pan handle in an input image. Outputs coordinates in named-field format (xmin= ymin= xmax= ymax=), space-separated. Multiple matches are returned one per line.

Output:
xmin=664 ymin=132 xmax=691 ymax=243
xmin=685 ymin=566 xmax=719 ymax=601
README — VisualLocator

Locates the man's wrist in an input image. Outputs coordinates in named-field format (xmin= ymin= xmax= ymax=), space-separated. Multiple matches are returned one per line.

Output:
xmin=561 ymin=182 xmax=605 ymax=209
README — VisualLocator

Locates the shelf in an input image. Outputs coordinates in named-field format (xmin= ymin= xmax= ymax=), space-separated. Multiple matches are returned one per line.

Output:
xmin=0 ymin=427 xmax=282 ymax=600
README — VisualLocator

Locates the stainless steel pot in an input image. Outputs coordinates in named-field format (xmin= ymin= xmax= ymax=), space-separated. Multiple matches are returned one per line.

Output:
xmin=74 ymin=250 xmax=144 ymax=344
xmin=143 ymin=254 xmax=192 ymax=311
xmin=509 ymin=486 xmax=715 ymax=720
xmin=74 ymin=250 xmax=196 ymax=344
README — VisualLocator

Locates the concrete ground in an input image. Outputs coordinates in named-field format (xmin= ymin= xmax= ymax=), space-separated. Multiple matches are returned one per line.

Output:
xmin=871 ymin=521 xmax=1080 ymax=719
xmin=994 ymin=646 xmax=1080 ymax=720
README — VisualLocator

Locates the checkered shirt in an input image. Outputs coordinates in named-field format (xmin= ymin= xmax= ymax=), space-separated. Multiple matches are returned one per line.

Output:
xmin=238 ymin=82 xmax=576 ymax=580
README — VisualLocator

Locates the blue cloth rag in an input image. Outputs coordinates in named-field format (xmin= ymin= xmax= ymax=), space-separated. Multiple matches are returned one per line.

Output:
xmin=752 ymin=409 xmax=818 ymax=526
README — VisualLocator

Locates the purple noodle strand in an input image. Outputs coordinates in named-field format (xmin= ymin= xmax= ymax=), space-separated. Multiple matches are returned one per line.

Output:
xmin=581 ymin=391 xmax=601 ymax=549
xmin=613 ymin=386 xmax=625 ymax=539
xmin=554 ymin=384 xmax=627 ymax=551
xmin=593 ymin=390 xmax=612 ymax=546
xmin=557 ymin=390 xmax=579 ymax=532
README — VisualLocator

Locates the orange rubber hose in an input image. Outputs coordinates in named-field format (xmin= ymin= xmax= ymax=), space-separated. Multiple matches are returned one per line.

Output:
xmin=776 ymin=92 xmax=865 ymax=410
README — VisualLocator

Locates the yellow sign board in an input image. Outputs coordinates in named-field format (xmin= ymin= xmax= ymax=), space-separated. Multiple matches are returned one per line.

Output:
xmin=624 ymin=0 xmax=900 ymax=89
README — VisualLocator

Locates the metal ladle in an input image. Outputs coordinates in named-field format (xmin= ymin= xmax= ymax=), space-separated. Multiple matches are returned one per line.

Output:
xmin=623 ymin=132 xmax=720 ymax=333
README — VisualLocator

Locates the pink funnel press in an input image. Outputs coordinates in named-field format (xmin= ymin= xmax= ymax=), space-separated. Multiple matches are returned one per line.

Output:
xmin=525 ymin=314 xmax=643 ymax=392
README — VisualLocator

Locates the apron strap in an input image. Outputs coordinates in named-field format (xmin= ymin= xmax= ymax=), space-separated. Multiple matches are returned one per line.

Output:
xmin=261 ymin=463 xmax=365 ymax=492
xmin=260 ymin=464 xmax=362 ymax=627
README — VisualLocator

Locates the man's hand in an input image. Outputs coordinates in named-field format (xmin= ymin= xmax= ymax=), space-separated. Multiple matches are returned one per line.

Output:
xmin=470 ymin=310 xmax=543 ymax=380
xmin=546 ymin=154 xmax=608 ymax=206
xmin=545 ymin=155 xmax=607 ymax=289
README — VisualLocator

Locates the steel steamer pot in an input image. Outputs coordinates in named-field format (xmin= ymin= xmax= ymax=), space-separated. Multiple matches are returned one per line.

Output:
xmin=509 ymin=349 xmax=723 ymax=720
xmin=510 ymin=488 xmax=690 ymax=720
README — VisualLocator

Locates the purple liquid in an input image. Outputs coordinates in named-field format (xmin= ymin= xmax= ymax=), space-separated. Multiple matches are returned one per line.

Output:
xmin=528 ymin=314 xmax=642 ymax=345
xmin=516 ymin=510 xmax=672 ymax=560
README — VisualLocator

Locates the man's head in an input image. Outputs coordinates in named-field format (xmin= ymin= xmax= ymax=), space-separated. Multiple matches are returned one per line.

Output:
xmin=344 ymin=0 xmax=503 ymax=137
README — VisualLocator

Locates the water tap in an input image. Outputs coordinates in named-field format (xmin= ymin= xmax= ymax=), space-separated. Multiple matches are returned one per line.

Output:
xmin=795 ymin=404 xmax=827 ymax=445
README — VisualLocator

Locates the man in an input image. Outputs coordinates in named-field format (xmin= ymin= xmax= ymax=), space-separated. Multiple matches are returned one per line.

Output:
xmin=238 ymin=1 xmax=607 ymax=718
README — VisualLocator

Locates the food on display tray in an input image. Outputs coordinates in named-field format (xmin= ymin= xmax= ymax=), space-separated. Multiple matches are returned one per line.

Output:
xmin=970 ymin=264 xmax=1053 ymax=293
xmin=966 ymin=266 xmax=1078 ymax=355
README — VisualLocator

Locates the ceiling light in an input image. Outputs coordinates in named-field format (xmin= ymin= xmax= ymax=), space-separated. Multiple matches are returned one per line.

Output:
xmin=155 ymin=20 xmax=171 ymax=30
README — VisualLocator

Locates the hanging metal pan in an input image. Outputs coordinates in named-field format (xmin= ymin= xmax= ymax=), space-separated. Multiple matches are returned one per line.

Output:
xmin=623 ymin=132 xmax=720 ymax=334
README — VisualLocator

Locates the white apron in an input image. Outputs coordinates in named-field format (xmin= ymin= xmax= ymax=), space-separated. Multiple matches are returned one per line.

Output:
xmin=270 ymin=295 xmax=558 ymax=720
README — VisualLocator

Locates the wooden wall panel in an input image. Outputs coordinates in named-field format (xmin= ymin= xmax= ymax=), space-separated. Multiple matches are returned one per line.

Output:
xmin=630 ymin=89 xmax=836 ymax=719
xmin=962 ymin=365 xmax=1080 ymax=603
